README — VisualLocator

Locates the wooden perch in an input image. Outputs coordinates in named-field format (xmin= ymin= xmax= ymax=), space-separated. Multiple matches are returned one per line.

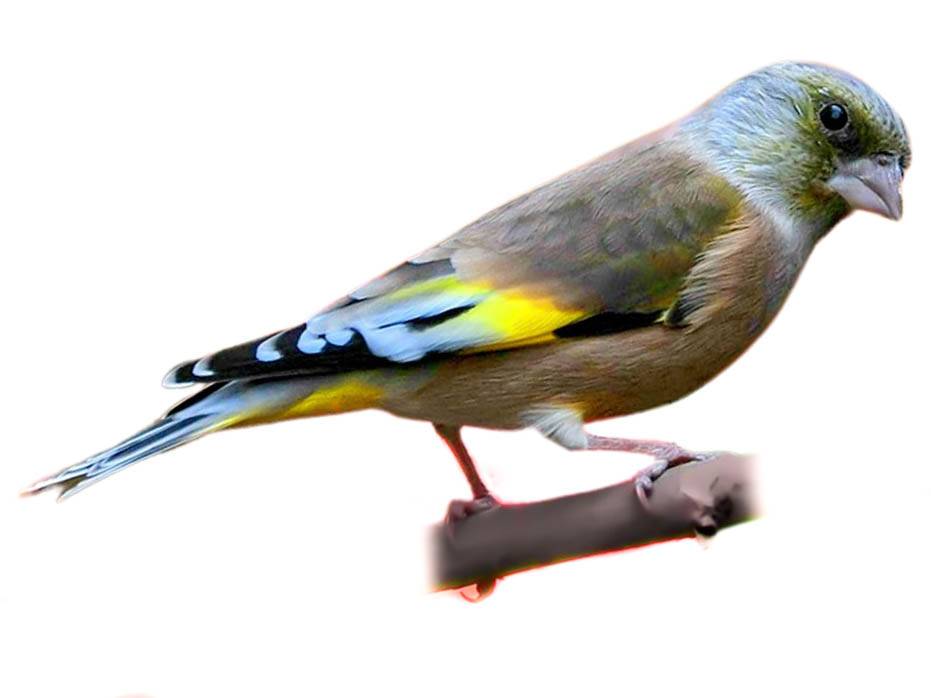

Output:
xmin=431 ymin=452 xmax=759 ymax=594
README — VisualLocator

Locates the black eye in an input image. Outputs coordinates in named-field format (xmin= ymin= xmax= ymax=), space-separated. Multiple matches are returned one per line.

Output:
xmin=819 ymin=103 xmax=848 ymax=131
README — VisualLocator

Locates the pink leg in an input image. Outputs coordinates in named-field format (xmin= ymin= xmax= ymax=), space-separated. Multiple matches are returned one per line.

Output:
xmin=585 ymin=435 xmax=695 ymax=462
xmin=434 ymin=423 xmax=498 ymax=524
xmin=584 ymin=434 xmax=703 ymax=500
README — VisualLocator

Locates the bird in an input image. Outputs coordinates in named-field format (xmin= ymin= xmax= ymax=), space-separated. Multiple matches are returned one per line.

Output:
xmin=24 ymin=62 xmax=910 ymax=513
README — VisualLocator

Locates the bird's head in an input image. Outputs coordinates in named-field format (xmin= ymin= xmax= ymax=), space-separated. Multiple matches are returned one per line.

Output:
xmin=684 ymin=62 xmax=910 ymax=230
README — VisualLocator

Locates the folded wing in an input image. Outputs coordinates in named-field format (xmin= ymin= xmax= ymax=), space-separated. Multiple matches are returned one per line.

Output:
xmin=164 ymin=139 xmax=741 ymax=387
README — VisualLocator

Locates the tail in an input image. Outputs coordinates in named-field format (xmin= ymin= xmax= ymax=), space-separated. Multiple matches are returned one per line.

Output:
xmin=22 ymin=380 xmax=248 ymax=500
xmin=22 ymin=372 xmax=389 ymax=500
xmin=22 ymin=410 xmax=225 ymax=500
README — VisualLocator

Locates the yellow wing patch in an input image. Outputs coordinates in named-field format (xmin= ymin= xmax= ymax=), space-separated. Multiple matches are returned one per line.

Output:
xmin=455 ymin=290 xmax=587 ymax=353
xmin=368 ymin=275 xmax=588 ymax=357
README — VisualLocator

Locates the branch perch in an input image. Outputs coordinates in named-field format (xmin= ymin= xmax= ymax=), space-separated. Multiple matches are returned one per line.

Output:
xmin=431 ymin=452 xmax=759 ymax=593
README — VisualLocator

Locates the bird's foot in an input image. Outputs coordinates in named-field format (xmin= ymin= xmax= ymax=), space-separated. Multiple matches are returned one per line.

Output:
xmin=444 ymin=496 xmax=500 ymax=601
xmin=634 ymin=447 xmax=706 ymax=504
xmin=445 ymin=494 xmax=499 ymax=526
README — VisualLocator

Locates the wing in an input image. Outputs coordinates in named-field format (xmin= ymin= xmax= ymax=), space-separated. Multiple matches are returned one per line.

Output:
xmin=164 ymin=138 xmax=742 ymax=387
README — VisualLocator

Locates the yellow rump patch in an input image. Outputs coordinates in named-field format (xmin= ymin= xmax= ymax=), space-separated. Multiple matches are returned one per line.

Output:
xmin=279 ymin=379 xmax=385 ymax=419
xmin=230 ymin=379 xmax=386 ymax=428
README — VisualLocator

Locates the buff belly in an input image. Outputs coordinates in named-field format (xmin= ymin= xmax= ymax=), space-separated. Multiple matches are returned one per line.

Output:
xmin=377 ymin=305 xmax=767 ymax=430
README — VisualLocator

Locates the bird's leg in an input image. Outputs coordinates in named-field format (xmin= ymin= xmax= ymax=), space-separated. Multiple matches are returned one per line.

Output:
xmin=433 ymin=423 xmax=498 ymax=522
xmin=584 ymin=434 xmax=704 ymax=501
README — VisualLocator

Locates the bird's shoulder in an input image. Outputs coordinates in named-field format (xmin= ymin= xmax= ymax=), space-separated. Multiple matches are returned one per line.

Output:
xmin=424 ymin=133 xmax=744 ymax=262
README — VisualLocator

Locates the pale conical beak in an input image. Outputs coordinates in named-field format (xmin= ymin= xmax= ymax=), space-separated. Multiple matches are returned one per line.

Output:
xmin=826 ymin=155 xmax=903 ymax=220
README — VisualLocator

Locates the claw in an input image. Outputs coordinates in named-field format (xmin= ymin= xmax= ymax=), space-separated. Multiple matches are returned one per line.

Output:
xmin=459 ymin=577 xmax=497 ymax=602
xmin=635 ymin=458 xmax=669 ymax=504
xmin=634 ymin=450 xmax=707 ymax=505
xmin=445 ymin=495 xmax=498 ymax=524
xmin=444 ymin=495 xmax=500 ymax=543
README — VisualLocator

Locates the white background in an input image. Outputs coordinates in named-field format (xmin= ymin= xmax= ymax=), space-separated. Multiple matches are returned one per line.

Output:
xmin=2 ymin=2 xmax=929 ymax=696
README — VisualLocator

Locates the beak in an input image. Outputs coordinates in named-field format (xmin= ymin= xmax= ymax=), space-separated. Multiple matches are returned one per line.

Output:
xmin=826 ymin=155 xmax=903 ymax=220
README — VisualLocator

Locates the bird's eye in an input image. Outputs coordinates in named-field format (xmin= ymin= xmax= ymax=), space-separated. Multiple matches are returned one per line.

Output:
xmin=819 ymin=103 xmax=848 ymax=131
